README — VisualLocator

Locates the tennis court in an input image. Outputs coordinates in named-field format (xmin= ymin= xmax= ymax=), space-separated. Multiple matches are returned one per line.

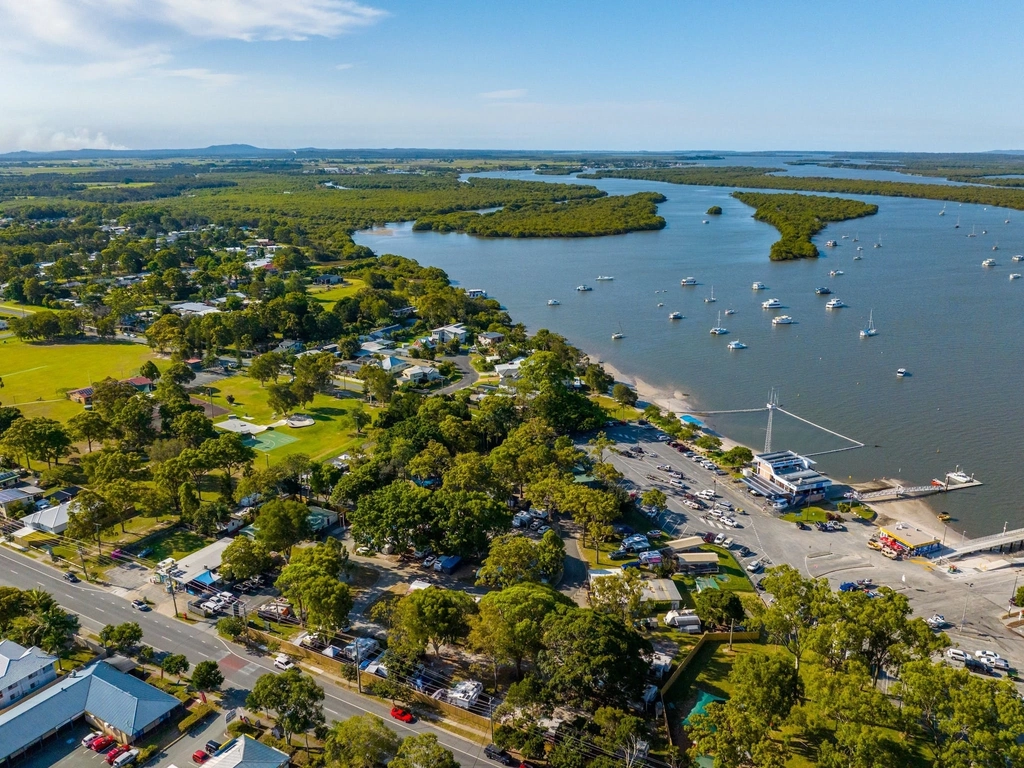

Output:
xmin=244 ymin=430 xmax=299 ymax=452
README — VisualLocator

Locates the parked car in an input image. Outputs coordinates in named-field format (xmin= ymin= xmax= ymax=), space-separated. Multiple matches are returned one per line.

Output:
xmin=205 ymin=741 xmax=222 ymax=755
xmin=536 ymin=525 xmax=552 ymax=536
xmin=702 ymin=532 xmax=716 ymax=544
xmin=714 ymin=533 xmax=727 ymax=545
xmin=131 ymin=599 xmax=150 ymax=611
xmin=993 ymin=658 xmax=1011 ymax=671
xmin=647 ymin=529 xmax=664 ymax=538
xmin=738 ymin=546 xmax=751 ymax=557
xmin=82 ymin=732 xmax=104 ymax=748
xmin=106 ymin=746 xmax=131 ymax=765
xmin=112 ymin=749 xmax=139 ymax=768
xmin=609 ymin=549 xmax=631 ymax=560
xmin=422 ymin=555 xmax=436 ymax=569
xmin=390 ymin=706 xmax=415 ymax=723
xmin=657 ymin=464 xmax=673 ymax=471
xmin=90 ymin=736 xmax=115 ymax=752
xmin=946 ymin=648 xmax=968 ymax=663
xmin=192 ymin=750 xmax=211 ymax=764
xmin=965 ymin=658 xmax=995 ymax=676
xmin=64 ymin=571 xmax=80 ymax=583
xmin=273 ymin=654 xmax=296 ymax=671
xmin=720 ymin=518 xmax=740 ymax=528
xmin=746 ymin=560 xmax=763 ymax=574
xmin=612 ymin=524 xmax=634 ymax=536
xmin=975 ymin=650 xmax=1001 ymax=663
xmin=484 ymin=744 xmax=516 ymax=765
xmin=797 ymin=521 xmax=810 ymax=531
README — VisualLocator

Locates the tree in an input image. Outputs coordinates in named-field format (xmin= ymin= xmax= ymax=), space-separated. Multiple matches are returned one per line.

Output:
xmin=324 ymin=714 xmax=401 ymax=768
xmin=641 ymin=488 xmax=667 ymax=511
xmin=694 ymin=590 xmax=745 ymax=629
xmin=171 ymin=410 xmax=216 ymax=448
xmin=589 ymin=568 xmax=646 ymax=623
xmin=353 ymin=408 xmax=371 ymax=434
xmin=302 ymin=576 xmax=354 ymax=636
xmin=587 ymin=431 xmax=615 ymax=462
xmin=393 ymin=586 xmax=477 ymax=657
xmin=165 ymin=361 xmax=196 ymax=385
xmin=721 ymin=446 xmax=754 ymax=465
xmin=351 ymin=481 xmax=435 ymax=555
xmin=469 ymin=583 xmax=572 ymax=678
xmin=0 ymin=406 xmax=23 ymax=438
xmin=583 ymin=363 xmax=614 ymax=395
xmin=255 ymin=499 xmax=312 ymax=553
xmin=358 ymin=365 xmax=396 ymax=404
xmin=390 ymin=733 xmax=460 ymax=768
xmin=612 ymin=383 xmax=638 ymax=407
xmin=593 ymin=707 xmax=647 ymax=768
xmin=161 ymin=653 xmax=190 ymax=681
xmin=219 ymin=536 xmax=272 ymax=581
xmin=99 ymin=622 xmax=143 ymax=654
xmin=67 ymin=410 xmax=110 ymax=453
xmin=406 ymin=439 xmax=450 ymax=481
xmin=757 ymin=565 xmax=830 ymax=671
xmin=476 ymin=534 xmax=547 ymax=588
xmin=249 ymin=351 xmax=284 ymax=386
xmin=247 ymin=669 xmax=325 ymax=747
xmin=728 ymin=651 xmax=799 ymax=729
xmin=695 ymin=434 xmax=723 ymax=452
xmin=191 ymin=660 xmax=224 ymax=693
xmin=267 ymin=383 xmax=298 ymax=415
xmin=538 ymin=606 xmax=652 ymax=708
xmin=66 ymin=491 xmax=116 ymax=554
xmin=139 ymin=360 xmax=161 ymax=382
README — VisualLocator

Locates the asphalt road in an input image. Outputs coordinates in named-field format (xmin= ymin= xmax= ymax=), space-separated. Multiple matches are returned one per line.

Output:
xmin=0 ymin=547 xmax=495 ymax=767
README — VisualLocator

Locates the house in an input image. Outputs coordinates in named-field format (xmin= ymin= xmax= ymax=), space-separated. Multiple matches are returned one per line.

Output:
xmin=377 ymin=355 xmax=408 ymax=373
xmin=0 ymin=470 xmax=21 ymax=489
xmin=442 ymin=680 xmax=483 ymax=709
xmin=745 ymin=450 xmax=833 ymax=504
xmin=0 ymin=660 xmax=180 ymax=762
xmin=307 ymin=506 xmax=339 ymax=533
xmin=203 ymin=736 xmax=290 ymax=768
xmin=641 ymin=578 xmax=684 ymax=609
xmin=0 ymin=488 xmax=35 ymax=516
xmin=390 ymin=306 xmax=416 ymax=319
xmin=494 ymin=356 xmax=527 ymax=381
xmin=401 ymin=365 xmax=443 ymax=385
xmin=19 ymin=499 xmax=73 ymax=535
xmin=170 ymin=302 xmax=220 ymax=317
xmin=122 ymin=376 xmax=154 ymax=393
xmin=675 ymin=552 xmax=720 ymax=575
xmin=430 ymin=323 xmax=468 ymax=344
xmin=359 ymin=340 xmax=394 ymax=355
xmin=161 ymin=537 xmax=236 ymax=591
xmin=184 ymin=357 xmax=204 ymax=372
xmin=878 ymin=523 xmax=941 ymax=557
xmin=272 ymin=340 xmax=304 ymax=356
xmin=67 ymin=386 xmax=94 ymax=405
xmin=0 ymin=641 xmax=57 ymax=708
xmin=312 ymin=274 xmax=344 ymax=286
xmin=476 ymin=331 xmax=504 ymax=347
xmin=465 ymin=289 xmax=487 ymax=299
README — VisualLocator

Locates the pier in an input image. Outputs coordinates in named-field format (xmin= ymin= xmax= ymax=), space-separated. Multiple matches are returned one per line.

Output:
xmin=939 ymin=526 xmax=1024 ymax=561
xmin=850 ymin=471 xmax=983 ymax=502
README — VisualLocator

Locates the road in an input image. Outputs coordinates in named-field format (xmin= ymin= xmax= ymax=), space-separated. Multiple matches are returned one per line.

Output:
xmin=0 ymin=547 xmax=495 ymax=767
xmin=438 ymin=352 xmax=480 ymax=395
xmin=595 ymin=423 xmax=1024 ymax=671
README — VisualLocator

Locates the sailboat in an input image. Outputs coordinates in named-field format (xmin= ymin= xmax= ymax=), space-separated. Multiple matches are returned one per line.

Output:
xmin=955 ymin=215 xmax=960 ymax=229
xmin=939 ymin=204 xmax=946 ymax=217
xmin=873 ymin=234 xmax=882 ymax=248
xmin=704 ymin=285 xmax=717 ymax=303
xmin=611 ymin=322 xmax=624 ymax=340
xmin=710 ymin=311 xmax=728 ymax=335
xmin=968 ymin=225 xmax=976 ymax=238
xmin=860 ymin=311 xmax=877 ymax=338
xmin=853 ymin=232 xmax=859 ymax=242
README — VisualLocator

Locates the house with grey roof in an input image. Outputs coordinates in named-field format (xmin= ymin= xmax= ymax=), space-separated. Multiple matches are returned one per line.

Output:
xmin=205 ymin=735 xmax=289 ymax=768
xmin=19 ymin=500 xmax=74 ymax=535
xmin=0 ymin=488 xmax=35 ymax=516
xmin=0 ymin=660 xmax=180 ymax=762
xmin=0 ymin=641 xmax=57 ymax=708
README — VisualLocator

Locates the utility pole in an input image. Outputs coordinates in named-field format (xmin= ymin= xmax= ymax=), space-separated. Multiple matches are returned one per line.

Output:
xmin=77 ymin=545 xmax=89 ymax=581
xmin=356 ymin=643 xmax=362 ymax=694
xmin=167 ymin=581 xmax=179 ymax=618
xmin=959 ymin=582 xmax=974 ymax=633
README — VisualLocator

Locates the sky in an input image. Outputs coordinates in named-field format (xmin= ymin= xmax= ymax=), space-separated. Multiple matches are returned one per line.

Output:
xmin=2 ymin=0 xmax=1023 ymax=153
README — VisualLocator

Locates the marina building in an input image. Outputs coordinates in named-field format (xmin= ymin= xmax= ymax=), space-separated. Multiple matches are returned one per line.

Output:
xmin=746 ymin=450 xmax=833 ymax=505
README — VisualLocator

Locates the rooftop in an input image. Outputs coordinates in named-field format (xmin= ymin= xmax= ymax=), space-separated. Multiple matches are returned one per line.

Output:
xmin=641 ymin=578 xmax=683 ymax=603
xmin=880 ymin=523 xmax=940 ymax=548
xmin=205 ymin=736 xmax=289 ymax=768
xmin=0 ymin=641 xmax=56 ymax=689
xmin=165 ymin=537 xmax=234 ymax=583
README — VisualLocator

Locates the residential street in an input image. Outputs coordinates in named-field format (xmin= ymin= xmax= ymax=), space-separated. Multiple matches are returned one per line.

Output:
xmin=0 ymin=547 xmax=494 ymax=767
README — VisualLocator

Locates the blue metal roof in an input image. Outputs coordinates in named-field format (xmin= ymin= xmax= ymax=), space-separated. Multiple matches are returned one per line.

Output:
xmin=0 ymin=661 xmax=179 ymax=760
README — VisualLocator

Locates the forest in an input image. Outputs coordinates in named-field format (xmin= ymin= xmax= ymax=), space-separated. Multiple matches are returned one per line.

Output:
xmin=580 ymin=165 xmax=1024 ymax=210
xmin=731 ymin=191 xmax=878 ymax=261
xmin=412 ymin=191 xmax=666 ymax=238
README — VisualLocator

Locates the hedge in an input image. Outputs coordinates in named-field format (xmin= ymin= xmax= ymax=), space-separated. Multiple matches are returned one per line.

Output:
xmin=178 ymin=703 xmax=217 ymax=734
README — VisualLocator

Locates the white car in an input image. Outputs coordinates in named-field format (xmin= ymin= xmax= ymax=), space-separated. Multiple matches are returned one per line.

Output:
xmin=536 ymin=525 xmax=552 ymax=536
xmin=975 ymin=650 xmax=1001 ymax=662
xmin=657 ymin=464 xmax=673 ymax=472
xmin=274 ymin=654 xmax=296 ymax=671
xmin=714 ymin=533 xmax=727 ymax=545
xmin=721 ymin=518 xmax=740 ymax=528
xmin=746 ymin=560 xmax=764 ymax=573
xmin=946 ymin=648 xmax=968 ymax=663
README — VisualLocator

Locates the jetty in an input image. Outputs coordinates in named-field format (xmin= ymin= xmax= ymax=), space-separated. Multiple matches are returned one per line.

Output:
xmin=849 ymin=470 xmax=981 ymax=502
xmin=939 ymin=527 xmax=1024 ymax=562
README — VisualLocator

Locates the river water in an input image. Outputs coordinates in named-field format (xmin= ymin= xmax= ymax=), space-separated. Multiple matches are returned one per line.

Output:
xmin=353 ymin=163 xmax=1024 ymax=535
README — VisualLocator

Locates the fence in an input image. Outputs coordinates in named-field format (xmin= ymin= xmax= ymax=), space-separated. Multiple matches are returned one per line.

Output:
xmin=659 ymin=630 xmax=761 ymax=696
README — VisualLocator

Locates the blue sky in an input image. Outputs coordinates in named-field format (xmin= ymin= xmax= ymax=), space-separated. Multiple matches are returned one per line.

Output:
xmin=2 ymin=0 xmax=1022 ymax=152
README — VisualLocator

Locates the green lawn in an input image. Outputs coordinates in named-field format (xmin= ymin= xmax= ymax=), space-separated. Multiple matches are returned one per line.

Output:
xmin=0 ymin=338 xmax=161 ymax=422
xmin=781 ymin=506 xmax=830 ymax=524
xmin=139 ymin=526 xmax=212 ymax=562
xmin=592 ymin=394 xmax=640 ymax=422
xmin=673 ymin=545 xmax=754 ymax=592
xmin=203 ymin=374 xmax=370 ymax=464
xmin=308 ymin=278 xmax=365 ymax=309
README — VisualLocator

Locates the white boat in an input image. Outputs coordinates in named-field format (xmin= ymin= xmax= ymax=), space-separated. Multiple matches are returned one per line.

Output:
xmin=853 ymin=232 xmax=859 ymax=241
xmin=992 ymin=243 xmax=999 ymax=251
xmin=547 ymin=299 xmax=560 ymax=305
xmin=576 ymin=284 xmax=592 ymax=291
xmin=896 ymin=368 xmax=908 ymax=377
xmin=829 ymin=269 xmax=844 ymax=276
xmin=982 ymin=229 xmax=988 ymax=234
xmin=668 ymin=311 xmax=682 ymax=319
xmin=982 ymin=258 xmax=996 ymax=267
xmin=842 ymin=234 xmax=849 ymax=239
xmin=704 ymin=285 xmax=717 ymax=303
xmin=1010 ymin=273 xmax=1021 ymax=280
xmin=1005 ymin=218 xmax=1010 ymax=224
xmin=727 ymin=341 xmax=747 ymax=350
xmin=853 ymin=254 xmax=863 ymax=260
xmin=1013 ymin=255 xmax=1024 ymax=262
xmin=761 ymin=298 xmax=782 ymax=309
xmin=968 ymin=225 xmax=976 ymax=238
xmin=825 ymin=239 xmax=837 ymax=247
xmin=873 ymin=234 xmax=882 ymax=248
xmin=702 ymin=219 xmax=709 ymax=224
xmin=825 ymin=298 xmax=846 ymax=309
xmin=772 ymin=315 xmax=794 ymax=325
xmin=939 ymin=204 xmax=946 ymax=217
xmin=724 ymin=308 xmax=735 ymax=315
xmin=657 ymin=302 xmax=664 ymax=307
xmin=815 ymin=286 xmax=832 ymax=295
xmin=752 ymin=281 xmax=767 ymax=290
xmin=681 ymin=277 xmax=697 ymax=285
xmin=860 ymin=310 xmax=877 ymax=338
xmin=709 ymin=311 xmax=728 ymax=335
xmin=611 ymin=323 xmax=624 ymax=340
xmin=955 ymin=215 xmax=960 ymax=229
xmin=595 ymin=275 xmax=614 ymax=281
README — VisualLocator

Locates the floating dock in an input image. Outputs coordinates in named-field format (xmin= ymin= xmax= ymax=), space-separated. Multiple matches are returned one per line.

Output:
xmin=851 ymin=470 xmax=981 ymax=502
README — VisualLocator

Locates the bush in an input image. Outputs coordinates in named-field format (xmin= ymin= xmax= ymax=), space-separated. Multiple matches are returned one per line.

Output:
xmin=136 ymin=745 xmax=159 ymax=765
xmin=217 ymin=616 xmax=247 ymax=639
xmin=227 ymin=720 xmax=261 ymax=738
xmin=178 ymin=703 xmax=217 ymax=734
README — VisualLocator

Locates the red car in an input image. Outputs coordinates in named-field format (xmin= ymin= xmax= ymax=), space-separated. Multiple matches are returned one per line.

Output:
xmin=90 ymin=735 xmax=115 ymax=752
xmin=192 ymin=750 xmax=210 ymax=764
xmin=105 ymin=745 xmax=130 ymax=765
xmin=390 ymin=706 xmax=415 ymax=723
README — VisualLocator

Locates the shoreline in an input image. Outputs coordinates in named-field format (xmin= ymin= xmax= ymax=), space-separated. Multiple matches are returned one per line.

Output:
xmin=590 ymin=351 xmax=954 ymax=543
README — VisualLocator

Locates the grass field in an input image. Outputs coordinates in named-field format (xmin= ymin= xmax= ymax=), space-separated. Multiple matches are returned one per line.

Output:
xmin=308 ymin=278 xmax=365 ymax=310
xmin=673 ymin=545 xmax=754 ymax=593
xmin=205 ymin=374 xmax=369 ymax=464
xmin=0 ymin=339 xmax=161 ymax=421
xmin=592 ymin=394 xmax=640 ymax=422
xmin=781 ymin=506 xmax=830 ymax=524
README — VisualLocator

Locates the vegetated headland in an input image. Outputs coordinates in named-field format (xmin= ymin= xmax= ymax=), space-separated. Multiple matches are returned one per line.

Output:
xmin=580 ymin=165 xmax=1024 ymax=210
xmin=412 ymin=191 xmax=666 ymax=238
xmin=732 ymin=191 xmax=877 ymax=261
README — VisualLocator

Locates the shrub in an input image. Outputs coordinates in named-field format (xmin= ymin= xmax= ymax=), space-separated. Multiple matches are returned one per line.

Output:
xmin=178 ymin=703 xmax=217 ymax=734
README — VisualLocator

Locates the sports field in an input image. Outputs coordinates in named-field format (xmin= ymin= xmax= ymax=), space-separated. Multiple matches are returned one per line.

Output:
xmin=0 ymin=339 xmax=161 ymax=421
xmin=309 ymin=278 xmax=365 ymax=310
xmin=244 ymin=430 xmax=299 ymax=452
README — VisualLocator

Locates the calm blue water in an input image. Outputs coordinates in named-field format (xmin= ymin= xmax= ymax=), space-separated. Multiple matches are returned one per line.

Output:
xmin=354 ymin=169 xmax=1024 ymax=535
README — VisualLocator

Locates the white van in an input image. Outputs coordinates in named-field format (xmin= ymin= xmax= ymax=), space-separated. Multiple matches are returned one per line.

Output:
xmin=112 ymin=749 xmax=140 ymax=767
xmin=946 ymin=648 xmax=968 ymax=663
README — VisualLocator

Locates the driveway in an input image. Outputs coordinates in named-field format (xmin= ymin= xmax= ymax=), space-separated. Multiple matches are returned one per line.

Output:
xmin=438 ymin=352 xmax=479 ymax=394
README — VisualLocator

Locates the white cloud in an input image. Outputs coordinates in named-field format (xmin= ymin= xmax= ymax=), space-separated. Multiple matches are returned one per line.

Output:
xmin=162 ymin=67 xmax=240 ymax=86
xmin=480 ymin=88 xmax=527 ymax=100
xmin=335 ymin=63 xmax=355 ymax=70
xmin=151 ymin=0 xmax=388 ymax=41
xmin=7 ymin=128 xmax=128 ymax=152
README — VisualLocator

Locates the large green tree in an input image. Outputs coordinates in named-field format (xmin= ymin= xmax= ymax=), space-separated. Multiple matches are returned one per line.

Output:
xmin=393 ymin=586 xmax=477 ymax=657
xmin=324 ymin=713 xmax=401 ymax=768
